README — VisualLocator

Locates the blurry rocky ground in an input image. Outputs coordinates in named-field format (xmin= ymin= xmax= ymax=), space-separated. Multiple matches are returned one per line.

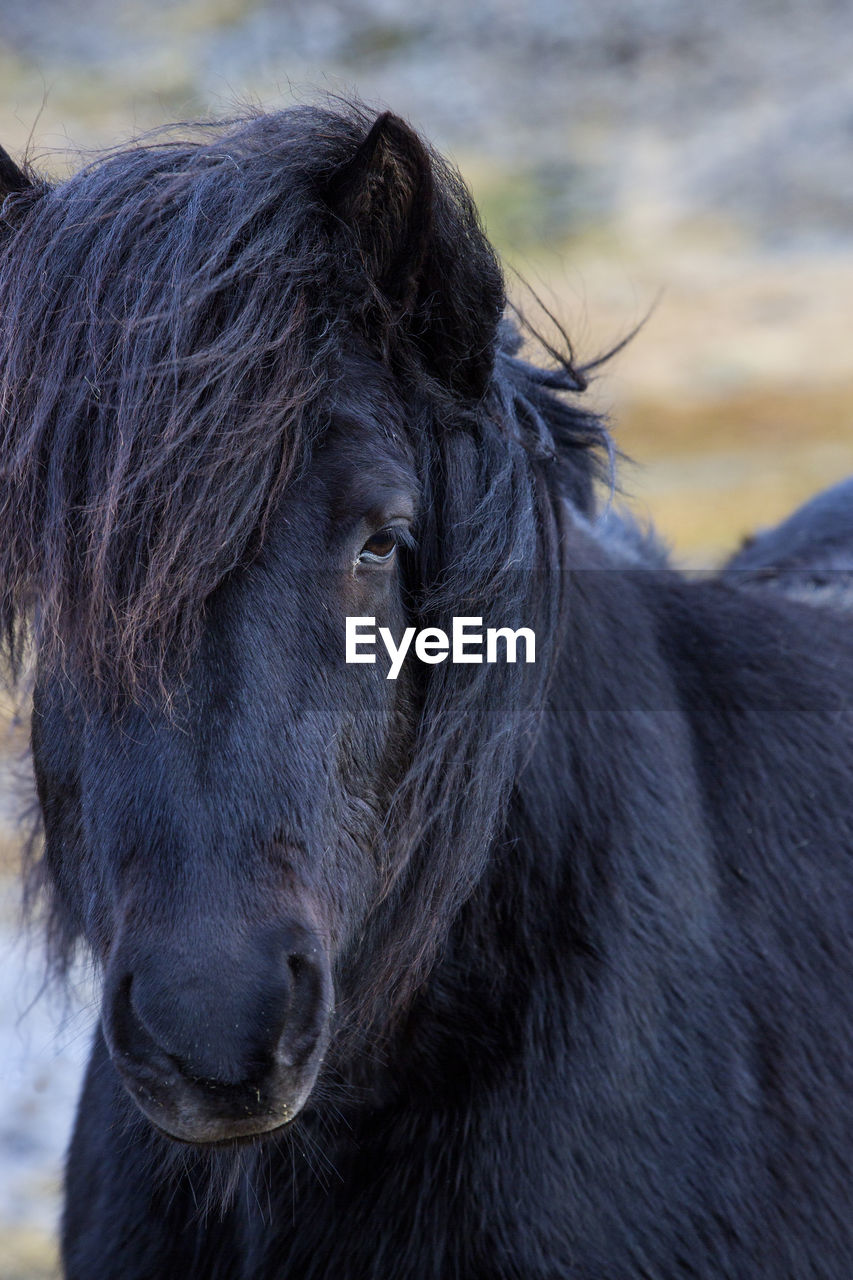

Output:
xmin=2 ymin=1 xmax=853 ymax=1274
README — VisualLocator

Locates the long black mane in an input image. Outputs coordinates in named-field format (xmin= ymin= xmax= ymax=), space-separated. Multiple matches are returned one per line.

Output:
xmin=0 ymin=104 xmax=610 ymax=1025
xmin=0 ymin=105 xmax=607 ymax=685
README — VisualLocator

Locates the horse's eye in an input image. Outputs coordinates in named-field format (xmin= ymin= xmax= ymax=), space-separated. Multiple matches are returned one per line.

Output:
xmin=358 ymin=528 xmax=398 ymax=565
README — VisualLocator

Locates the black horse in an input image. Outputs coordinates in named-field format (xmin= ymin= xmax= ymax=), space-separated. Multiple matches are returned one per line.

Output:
xmin=2 ymin=104 xmax=853 ymax=1280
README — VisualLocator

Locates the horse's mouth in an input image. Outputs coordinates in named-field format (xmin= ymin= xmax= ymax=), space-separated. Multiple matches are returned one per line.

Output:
xmin=115 ymin=1055 xmax=318 ymax=1144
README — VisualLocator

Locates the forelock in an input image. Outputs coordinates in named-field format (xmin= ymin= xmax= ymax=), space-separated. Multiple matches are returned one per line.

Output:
xmin=0 ymin=107 xmax=384 ymax=697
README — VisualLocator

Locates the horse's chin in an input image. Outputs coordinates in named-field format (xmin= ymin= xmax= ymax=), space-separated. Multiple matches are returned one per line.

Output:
xmin=114 ymin=1061 xmax=316 ymax=1144
xmin=132 ymin=1089 xmax=309 ymax=1144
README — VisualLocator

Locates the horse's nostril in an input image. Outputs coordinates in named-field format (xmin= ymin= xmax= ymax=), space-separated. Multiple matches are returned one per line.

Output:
xmin=277 ymin=946 xmax=331 ymax=1069
xmin=110 ymin=972 xmax=173 ymax=1073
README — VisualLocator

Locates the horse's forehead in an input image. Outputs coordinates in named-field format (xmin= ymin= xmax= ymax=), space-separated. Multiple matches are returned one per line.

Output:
xmin=304 ymin=412 xmax=419 ymax=510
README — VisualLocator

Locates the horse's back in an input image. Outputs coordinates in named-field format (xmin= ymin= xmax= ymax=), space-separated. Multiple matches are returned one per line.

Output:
xmin=723 ymin=475 xmax=853 ymax=608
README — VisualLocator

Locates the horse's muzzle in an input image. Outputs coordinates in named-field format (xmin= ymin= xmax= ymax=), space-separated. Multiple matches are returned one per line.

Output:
xmin=101 ymin=918 xmax=333 ymax=1142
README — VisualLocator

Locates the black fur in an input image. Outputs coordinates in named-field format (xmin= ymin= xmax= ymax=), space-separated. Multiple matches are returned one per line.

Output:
xmin=723 ymin=475 xmax=853 ymax=609
xmin=3 ymin=104 xmax=853 ymax=1279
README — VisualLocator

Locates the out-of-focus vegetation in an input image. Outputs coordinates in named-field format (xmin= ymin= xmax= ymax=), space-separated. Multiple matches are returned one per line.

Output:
xmin=2 ymin=1 xmax=852 ymax=1273
xmin=510 ymin=233 xmax=853 ymax=560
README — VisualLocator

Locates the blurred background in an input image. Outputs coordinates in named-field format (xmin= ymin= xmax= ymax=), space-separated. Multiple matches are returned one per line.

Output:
xmin=2 ymin=1 xmax=853 ymax=1275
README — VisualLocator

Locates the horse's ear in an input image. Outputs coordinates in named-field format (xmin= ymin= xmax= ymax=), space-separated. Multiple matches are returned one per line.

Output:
xmin=323 ymin=113 xmax=504 ymax=399
xmin=0 ymin=144 xmax=31 ymax=198
xmin=323 ymin=112 xmax=433 ymax=313
xmin=0 ymin=143 xmax=38 ymax=239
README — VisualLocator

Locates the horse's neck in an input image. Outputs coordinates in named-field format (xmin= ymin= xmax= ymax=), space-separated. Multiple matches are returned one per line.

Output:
xmin=498 ymin=545 xmax=717 ymax=972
